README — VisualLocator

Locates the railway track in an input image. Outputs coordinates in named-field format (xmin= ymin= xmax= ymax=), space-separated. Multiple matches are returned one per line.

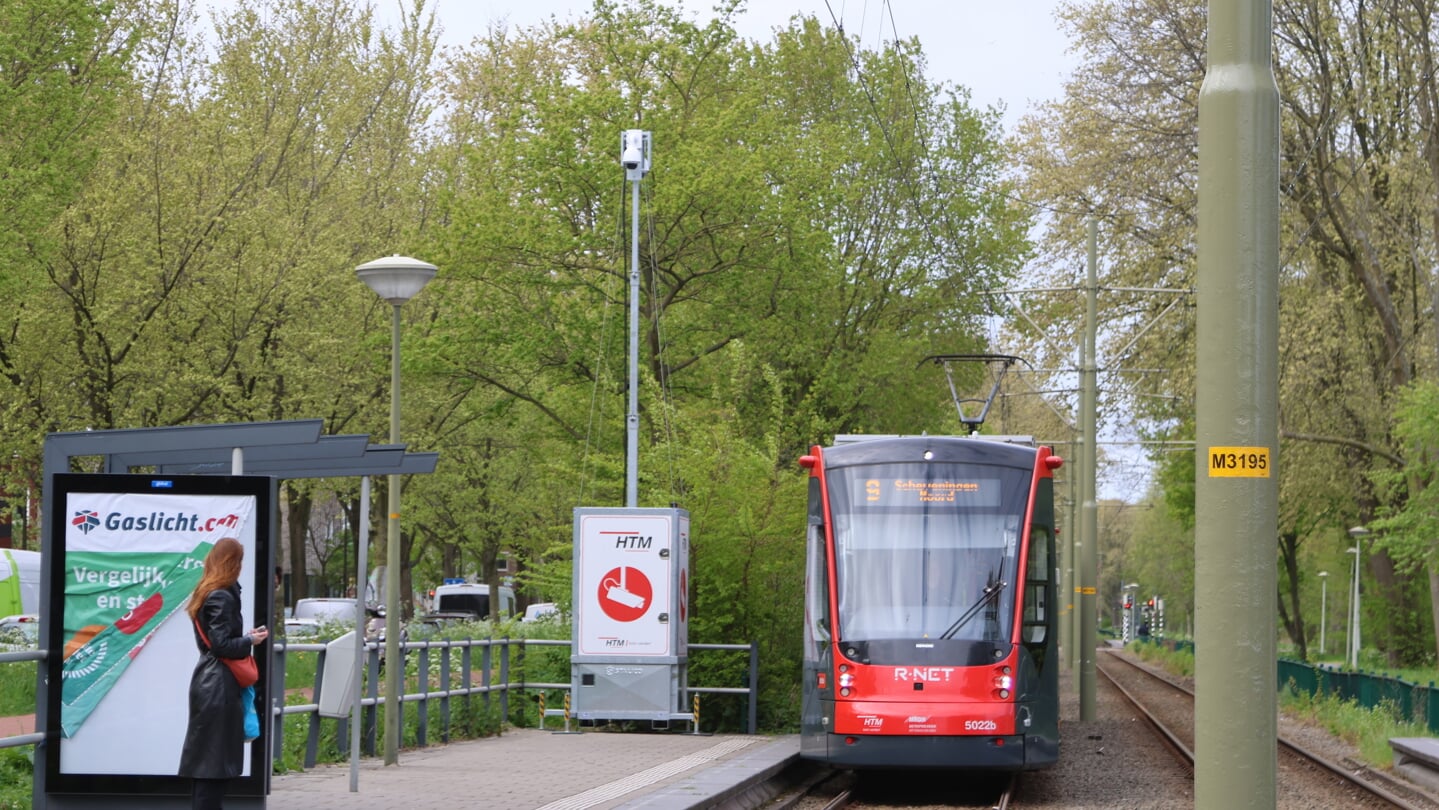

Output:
xmin=1098 ymin=649 xmax=1437 ymax=810
xmin=764 ymin=649 xmax=1439 ymax=809
xmin=772 ymin=768 xmax=1017 ymax=810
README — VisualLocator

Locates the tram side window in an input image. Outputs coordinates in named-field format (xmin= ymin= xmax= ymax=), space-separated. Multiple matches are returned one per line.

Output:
xmin=1023 ymin=526 xmax=1051 ymax=644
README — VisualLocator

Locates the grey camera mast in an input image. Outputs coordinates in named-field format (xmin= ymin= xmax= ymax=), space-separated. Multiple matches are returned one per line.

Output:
xmin=566 ymin=131 xmax=692 ymax=730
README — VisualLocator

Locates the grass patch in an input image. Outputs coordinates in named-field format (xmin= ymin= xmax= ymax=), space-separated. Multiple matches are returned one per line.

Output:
xmin=0 ymin=664 xmax=37 ymax=717
xmin=0 ymin=747 xmax=31 ymax=810
xmin=1280 ymin=686 xmax=1428 ymax=767
xmin=1128 ymin=640 xmax=1195 ymax=678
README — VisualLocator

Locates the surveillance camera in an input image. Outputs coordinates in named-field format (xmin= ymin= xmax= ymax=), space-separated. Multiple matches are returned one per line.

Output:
xmin=621 ymin=129 xmax=649 ymax=174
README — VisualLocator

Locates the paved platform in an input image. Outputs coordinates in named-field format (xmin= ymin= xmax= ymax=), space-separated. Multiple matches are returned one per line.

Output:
xmin=264 ymin=729 xmax=800 ymax=810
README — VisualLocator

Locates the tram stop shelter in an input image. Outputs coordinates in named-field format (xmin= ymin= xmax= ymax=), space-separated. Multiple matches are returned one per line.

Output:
xmin=32 ymin=418 xmax=437 ymax=810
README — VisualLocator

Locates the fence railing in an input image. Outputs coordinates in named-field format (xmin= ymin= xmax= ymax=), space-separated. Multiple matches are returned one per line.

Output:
xmin=1 ymin=635 xmax=761 ymax=770
xmin=0 ymin=647 xmax=45 ymax=750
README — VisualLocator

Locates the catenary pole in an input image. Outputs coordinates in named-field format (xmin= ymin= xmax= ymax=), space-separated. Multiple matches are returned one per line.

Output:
xmin=1195 ymin=0 xmax=1279 ymax=807
xmin=1079 ymin=219 xmax=1099 ymax=720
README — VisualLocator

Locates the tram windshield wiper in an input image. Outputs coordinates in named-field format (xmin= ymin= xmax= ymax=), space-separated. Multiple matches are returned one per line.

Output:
xmin=939 ymin=579 xmax=1007 ymax=640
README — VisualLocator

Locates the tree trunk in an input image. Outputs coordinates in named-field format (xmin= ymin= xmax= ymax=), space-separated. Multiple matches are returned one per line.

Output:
xmin=1278 ymin=532 xmax=1307 ymax=660
xmin=286 ymin=487 xmax=312 ymax=601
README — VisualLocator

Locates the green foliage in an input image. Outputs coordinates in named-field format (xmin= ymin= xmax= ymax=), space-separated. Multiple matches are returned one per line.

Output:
xmin=0 ymin=0 xmax=1029 ymax=738
xmin=1279 ymin=686 xmax=1429 ymax=768
xmin=0 ymin=664 xmax=37 ymax=717
xmin=1372 ymin=381 xmax=1439 ymax=575
xmin=0 ymin=745 xmax=31 ymax=810
xmin=1128 ymin=639 xmax=1195 ymax=679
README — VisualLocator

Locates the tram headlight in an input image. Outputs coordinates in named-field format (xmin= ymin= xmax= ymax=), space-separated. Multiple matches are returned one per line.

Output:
xmin=993 ymin=666 xmax=1013 ymax=699
xmin=838 ymin=673 xmax=854 ymax=689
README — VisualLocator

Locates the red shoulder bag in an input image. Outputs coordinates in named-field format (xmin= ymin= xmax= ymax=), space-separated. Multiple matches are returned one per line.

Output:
xmin=194 ymin=618 xmax=259 ymax=687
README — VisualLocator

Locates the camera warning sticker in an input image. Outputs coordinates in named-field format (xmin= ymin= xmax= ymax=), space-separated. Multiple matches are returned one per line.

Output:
xmin=598 ymin=567 xmax=652 ymax=622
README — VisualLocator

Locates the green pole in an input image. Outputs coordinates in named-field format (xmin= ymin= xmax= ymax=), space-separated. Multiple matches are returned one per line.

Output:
xmin=1079 ymin=219 xmax=1099 ymax=720
xmin=1196 ymin=0 xmax=1279 ymax=806
xmin=1068 ymin=442 xmax=1079 ymax=674
xmin=1059 ymin=465 xmax=1073 ymax=673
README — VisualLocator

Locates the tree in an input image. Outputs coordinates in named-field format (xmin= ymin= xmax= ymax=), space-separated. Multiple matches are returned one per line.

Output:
xmin=0 ymin=0 xmax=137 ymax=494
xmin=1017 ymin=0 xmax=1439 ymax=665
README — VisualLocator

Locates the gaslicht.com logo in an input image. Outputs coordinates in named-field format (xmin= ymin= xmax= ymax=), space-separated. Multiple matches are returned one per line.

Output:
xmin=71 ymin=510 xmax=100 ymax=535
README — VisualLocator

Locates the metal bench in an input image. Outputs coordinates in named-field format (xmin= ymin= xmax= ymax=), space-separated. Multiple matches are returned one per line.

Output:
xmin=1390 ymin=737 xmax=1439 ymax=792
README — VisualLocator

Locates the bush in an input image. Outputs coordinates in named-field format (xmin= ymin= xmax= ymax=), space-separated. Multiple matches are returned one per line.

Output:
xmin=0 ymin=746 xmax=31 ymax=809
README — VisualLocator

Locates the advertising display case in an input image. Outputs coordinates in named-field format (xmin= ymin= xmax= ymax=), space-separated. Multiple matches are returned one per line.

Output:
xmin=44 ymin=474 xmax=273 ymax=804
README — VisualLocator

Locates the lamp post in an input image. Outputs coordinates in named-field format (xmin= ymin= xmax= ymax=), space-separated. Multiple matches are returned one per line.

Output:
xmin=1346 ymin=526 xmax=1369 ymax=669
xmin=357 ymin=254 xmax=436 ymax=765
xmin=1317 ymin=570 xmax=1328 ymax=656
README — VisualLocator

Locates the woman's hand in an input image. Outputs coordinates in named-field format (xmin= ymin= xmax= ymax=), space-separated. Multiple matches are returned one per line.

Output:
xmin=247 ymin=626 xmax=269 ymax=645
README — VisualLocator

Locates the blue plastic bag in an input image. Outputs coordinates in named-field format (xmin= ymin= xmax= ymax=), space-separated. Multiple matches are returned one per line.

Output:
xmin=241 ymin=684 xmax=259 ymax=742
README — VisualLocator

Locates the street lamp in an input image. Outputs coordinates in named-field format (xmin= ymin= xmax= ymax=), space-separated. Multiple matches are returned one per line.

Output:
xmin=1346 ymin=526 xmax=1370 ymax=669
xmin=357 ymin=254 xmax=436 ymax=766
xmin=1317 ymin=571 xmax=1328 ymax=655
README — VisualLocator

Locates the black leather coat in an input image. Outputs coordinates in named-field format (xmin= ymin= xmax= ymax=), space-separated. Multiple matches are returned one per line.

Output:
xmin=178 ymin=584 xmax=251 ymax=779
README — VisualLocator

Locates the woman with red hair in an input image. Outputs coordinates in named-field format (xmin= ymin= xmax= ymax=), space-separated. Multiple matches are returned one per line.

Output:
xmin=178 ymin=538 xmax=268 ymax=809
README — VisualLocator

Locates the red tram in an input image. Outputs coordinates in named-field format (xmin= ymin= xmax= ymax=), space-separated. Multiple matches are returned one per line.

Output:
xmin=798 ymin=434 xmax=1063 ymax=769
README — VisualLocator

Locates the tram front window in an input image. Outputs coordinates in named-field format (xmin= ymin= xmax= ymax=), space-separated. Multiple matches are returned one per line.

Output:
xmin=828 ymin=463 xmax=1031 ymax=645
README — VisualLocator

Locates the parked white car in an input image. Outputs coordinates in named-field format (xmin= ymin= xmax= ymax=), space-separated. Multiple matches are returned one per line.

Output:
xmin=521 ymin=603 xmax=559 ymax=622
xmin=283 ymin=617 xmax=321 ymax=639
xmin=293 ymin=598 xmax=359 ymax=625
xmin=0 ymin=613 xmax=39 ymax=651
xmin=432 ymin=583 xmax=515 ymax=620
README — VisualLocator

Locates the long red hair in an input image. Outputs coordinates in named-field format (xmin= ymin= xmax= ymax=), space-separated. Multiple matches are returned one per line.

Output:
xmin=187 ymin=537 xmax=244 ymax=620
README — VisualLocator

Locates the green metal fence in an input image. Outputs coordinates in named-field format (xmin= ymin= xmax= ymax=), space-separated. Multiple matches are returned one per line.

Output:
xmin=1278 ymin=658 xmax=1439 ymax=732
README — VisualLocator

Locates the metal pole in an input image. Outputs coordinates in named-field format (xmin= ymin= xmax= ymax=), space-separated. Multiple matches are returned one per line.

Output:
xmin=626 ymin=173 xmax=640 ymax=508
xmin=1078 ymin=219 xmax=1098 ymax=721
xmin=351 ymin=476 xmax=369 ymax=790
xmin=1318 ymin=572 xmax=1327 ymax=655
xmin=384 ymin=303 xmax=403 ymax=764
xmin=1344 ymin=549 xmax=1355 ymax=665
xmin=1350 ymin=542 xmax=1361 ymax=668
xmin=1068 ymin=453 xmax=1079 ymax=674
xmin=1195 ymin=0 xmax=1279 ymax=806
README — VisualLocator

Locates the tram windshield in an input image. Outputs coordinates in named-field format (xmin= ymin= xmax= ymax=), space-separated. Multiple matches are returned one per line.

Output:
xmin=827 ymin=461 xmax=1032 ymax=643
